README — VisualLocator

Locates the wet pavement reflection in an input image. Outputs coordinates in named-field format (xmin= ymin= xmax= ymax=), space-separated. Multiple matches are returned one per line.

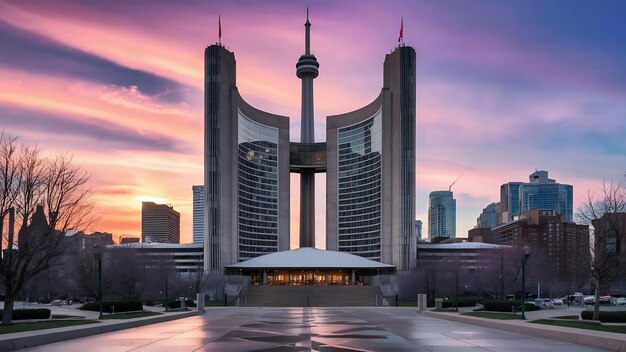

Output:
xmin=21 ymin=307 xmax=610 ymax=351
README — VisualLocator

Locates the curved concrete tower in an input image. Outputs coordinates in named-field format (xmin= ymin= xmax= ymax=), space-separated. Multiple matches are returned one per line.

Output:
xmin=296 ymin=9 xmax=319 ymax=248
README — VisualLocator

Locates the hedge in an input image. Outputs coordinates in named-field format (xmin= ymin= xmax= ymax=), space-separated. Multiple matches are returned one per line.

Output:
xmin=80 ymin=301 xmax=143 ymax=313
xmin=428 ymin=297 xmax=478 ymax=309
xmin=0 ymin=309 xmax=51 ymax=320
xmin=483 ymin=300 xmax=540 ymax=312
xmin=581 ymin=310 xmax=626 ymax=323
xmin=166 ymin=299 xmax=197 ymax=309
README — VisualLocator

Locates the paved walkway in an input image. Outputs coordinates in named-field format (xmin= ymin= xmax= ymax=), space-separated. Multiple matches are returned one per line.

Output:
xmin=17 ymin=307 xmax=612 ymax=352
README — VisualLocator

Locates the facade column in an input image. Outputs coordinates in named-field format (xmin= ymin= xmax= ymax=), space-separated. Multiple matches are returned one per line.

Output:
xmin=263 ymin=270 xmax=268 ymax=285
xmin=351 ymin=270 xmax=356 ymax=285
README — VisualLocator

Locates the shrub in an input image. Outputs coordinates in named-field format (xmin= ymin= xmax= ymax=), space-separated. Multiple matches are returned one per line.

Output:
xmin=427 ymin=297 xmax=477 ymax=309
xmin=80 ymin=301 xmax=143 ymax=313
xmin=0 ymin=309 xmax=51 ymax=320
xmin=483 ymin=300 xmax=540 ymax=312
xmin=581 ymin=310 xmax=626 ymax=323
xmin=166 ymin=299 xmax=197 ymax=309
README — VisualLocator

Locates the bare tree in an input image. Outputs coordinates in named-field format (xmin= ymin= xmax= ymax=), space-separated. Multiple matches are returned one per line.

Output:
xmin=0 ymin=133 xmax=94 ymax=324
xmin=577 ymin=181 xmax=626 ymax=320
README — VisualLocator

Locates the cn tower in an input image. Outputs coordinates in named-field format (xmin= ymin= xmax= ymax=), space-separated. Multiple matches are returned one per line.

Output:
xmin=296 ymin=9 xmax=319 ymax=248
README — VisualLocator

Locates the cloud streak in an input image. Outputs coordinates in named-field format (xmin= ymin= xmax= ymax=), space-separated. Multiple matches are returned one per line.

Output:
xmin=0 ymin=19 xmax=196 ymax=104
xmin=0 ymin=104 xmax=189 ymax=153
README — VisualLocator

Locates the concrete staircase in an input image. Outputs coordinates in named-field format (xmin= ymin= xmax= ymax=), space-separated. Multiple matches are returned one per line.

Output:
xmin=245 ymin=285 xmax=381 ymax=307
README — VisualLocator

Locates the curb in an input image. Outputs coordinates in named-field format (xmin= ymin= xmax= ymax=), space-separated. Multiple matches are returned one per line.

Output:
xmin=421 ymin=311 xmax=626 ymax=352
xmin=0 ymin=310 xmax=200 ymax=351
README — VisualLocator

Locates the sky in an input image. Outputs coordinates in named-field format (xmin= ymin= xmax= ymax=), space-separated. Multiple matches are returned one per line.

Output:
xmin=1 ymin=0 xmax=625 ymax=245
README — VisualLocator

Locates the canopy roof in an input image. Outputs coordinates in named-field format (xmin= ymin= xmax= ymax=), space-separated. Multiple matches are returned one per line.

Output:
xmin=226 ymin=248 xmax=395 ymax=270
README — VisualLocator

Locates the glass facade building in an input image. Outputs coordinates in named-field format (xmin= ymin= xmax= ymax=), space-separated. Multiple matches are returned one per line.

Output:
xmin=498 ymin=171 xmax=573 ymax=225
xmin=499 ymin=182 xmax=522 ymax=225
xmin=519 ymin=183 xmax=573 ymax=222
xmin=428 ymin=191 xmax=456 ymax=240
xmin=192 ymin=185 xmax=204 ymax=243
xmin=326 ymin=45 xmax=416 ymax=270
xmin=336 ymin=111 xmax=382 ymax=260
xmin=237 ymin=111 xmax=280 ymax=261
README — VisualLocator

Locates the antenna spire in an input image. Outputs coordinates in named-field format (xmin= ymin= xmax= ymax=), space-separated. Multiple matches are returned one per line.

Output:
xmin=305 ymin=7 xmax=311 ymax=55
xmin=218 ymin=15 xmax=222 ymax=45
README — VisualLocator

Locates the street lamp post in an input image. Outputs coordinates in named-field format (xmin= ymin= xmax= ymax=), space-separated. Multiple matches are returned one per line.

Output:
xmin=93 ymin=244 xmax=104 ymax=320
xmin=455 ymin=266 xmax=460 ymax=312
xmin=164 ymin=269 xmax=169 ymax=311
xmin=521 ymin=245 xmax=531 ymax=320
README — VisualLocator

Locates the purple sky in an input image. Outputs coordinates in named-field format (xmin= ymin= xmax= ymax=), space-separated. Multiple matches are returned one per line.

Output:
xmin=1 ymin=0 xmax=625 ymax=244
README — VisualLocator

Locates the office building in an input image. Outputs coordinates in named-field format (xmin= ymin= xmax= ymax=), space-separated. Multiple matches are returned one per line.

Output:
xmin=141 ymin=202 xmax=180 ymax=244
xmin=519 ymin=170 xmax=573 ymax=222
xmin=192 ymin=185 xmax=204 ymax=244
xmin=415 ymin=220 xmax=423 ymax=242
xmin=477 ymin=202 xmax=497 ymax=229
xmin=204 ymin=13 xmax=416 ymax=271
xmin=498 ymin=182 xmax=522 ymax=225
xmin=492 ymin=209 xmax=589 ymax=285
xmin=428 ymin=191 xmax=456 ymax=242
xmin=497 ymin=171 xmax=573 ymax=225
xmin=325 ymin=43 xmax=416 ymax=269
xmin=111 ymin=242 xmax=204 ymax=273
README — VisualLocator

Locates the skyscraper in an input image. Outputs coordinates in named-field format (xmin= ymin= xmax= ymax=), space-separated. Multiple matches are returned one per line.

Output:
xmin=519 ymin=170 xmax=573 ymax=222
xmin=192 ymin=185 xmax=204 ymax=244
xmin=325 ymin=42 xmax=416 ymax=270
xmin=477 ymin=202 xmax=497 ymax=229
xmin=498 ymin=182 xmax=522 ymax=225
xmin=141 ymin=202 xmax=180 ymax=244
xmin=428 ymin=191 xmax=456 ymax=241
xmin=204 ymin=13 xmax=416 ymax=271
xmin=415 ymin=220 xmax=423 ymax=242
xmin=497 ymin=170 xmax=573 ymax=224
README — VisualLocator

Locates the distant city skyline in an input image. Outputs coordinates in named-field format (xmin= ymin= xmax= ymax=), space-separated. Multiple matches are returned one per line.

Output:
xmin=1 ymin=1 xmax=625 ymax=243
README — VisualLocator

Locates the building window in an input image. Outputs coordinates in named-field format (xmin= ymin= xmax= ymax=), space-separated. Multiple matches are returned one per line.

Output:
xmin=606 ymin=232 xmax=617 ymax=254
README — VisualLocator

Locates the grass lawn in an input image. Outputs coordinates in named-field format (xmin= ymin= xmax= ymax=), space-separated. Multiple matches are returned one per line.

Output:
xmin=101 ymin=311 xmax=161 ymax=319
xmin=0 ymin=320 xmax=97 ymax=334
xmin=531 ymin=319 xmax=626 ymax=334
xmin=462 ymin=311 xmax=522 ymax=320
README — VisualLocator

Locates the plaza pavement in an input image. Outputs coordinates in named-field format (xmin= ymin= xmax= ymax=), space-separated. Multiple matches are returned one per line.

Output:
xmin=2 ymin=305 xmax=624 ymax=352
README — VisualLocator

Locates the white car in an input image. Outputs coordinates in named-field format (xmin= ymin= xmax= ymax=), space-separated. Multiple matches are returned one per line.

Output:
xmin=615 ymin=297 xmax=626 ymax=305
xmin=551 ymin=298 xmax=563 ymax=305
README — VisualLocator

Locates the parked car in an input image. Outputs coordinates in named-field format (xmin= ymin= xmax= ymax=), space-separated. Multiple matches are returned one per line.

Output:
xmin=599 ymin=295 xmax=613 ymax=304
xmin=551 ymin=298 xmax=563 ymax=305
xmin=583 ymin=296 xmax=595 ymax=305
xmin=615 ymin=297 xmax=626 ymax=305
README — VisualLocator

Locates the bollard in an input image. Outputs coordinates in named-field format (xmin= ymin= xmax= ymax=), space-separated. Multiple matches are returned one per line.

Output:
xmin=417 ymin=294 xmax=427 ymax=312
xmin=197 ymin=293 xmax=205 ymax=313
xmin=435 ymin=298 xmax=443 ymax=310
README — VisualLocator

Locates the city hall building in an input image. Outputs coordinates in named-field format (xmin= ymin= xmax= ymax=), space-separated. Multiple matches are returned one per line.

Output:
xmin=204 ymin=13 xmax=416 ymax=276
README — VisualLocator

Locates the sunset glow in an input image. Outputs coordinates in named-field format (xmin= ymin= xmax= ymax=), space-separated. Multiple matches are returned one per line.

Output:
xmin=1 ymin=0 xmax=625 ymax=244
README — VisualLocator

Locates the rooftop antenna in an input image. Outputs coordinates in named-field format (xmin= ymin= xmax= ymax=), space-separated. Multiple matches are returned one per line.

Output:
xmin=449 ymin=170 xmax=465 ymax=192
